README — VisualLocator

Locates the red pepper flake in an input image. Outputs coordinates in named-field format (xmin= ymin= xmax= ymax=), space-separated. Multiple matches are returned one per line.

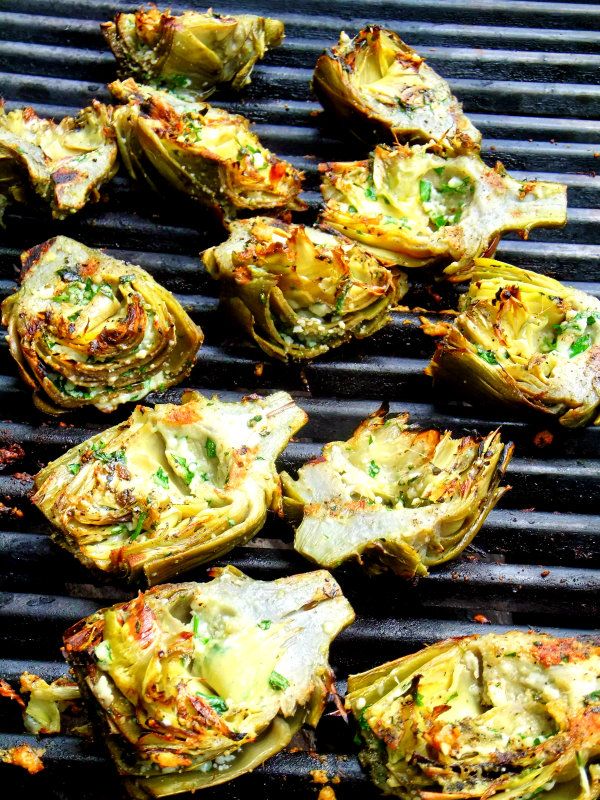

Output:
xmin=533 ymin=430 xmax=553 ymax=448
xmin=473 ymin=614 xmax=490 ymax=624
xmin=254 ymin=362 xmax=264 ymax=377
xmin=540 ymin=569 xmax=550 ymax=578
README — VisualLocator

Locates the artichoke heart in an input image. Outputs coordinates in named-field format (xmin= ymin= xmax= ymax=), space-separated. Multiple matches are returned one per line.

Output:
xmin=429 ymin=258 xmax=600 ymax=427
xmin=63 ymin=565 xmax=354 ymax=797
xmin=313 ymin=26 xmax=481 ymax=155
xmin=319 ymin=143 xmax=566 ymax=274
xmin=32 ymin=390 xmax=308 ymax=584
xmin=1 ymin=236 xmax=203 ymax=415
xmin=282 ymin=407 xmax=512 ymax=577
xmin=0 ymin=100 xmax=117 ymax=220
xmin=101 ymin=6 xmax=284 ymax=97
xmin=203 ymin=216 xmax=407 ymax=361
xmin=109 ymin=79 xmax=305 ymax=222
xmin=346 ymin=631 xmax=600 ymax=800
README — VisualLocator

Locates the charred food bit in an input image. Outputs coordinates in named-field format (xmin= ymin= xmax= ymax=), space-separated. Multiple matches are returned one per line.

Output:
xmin=203 ymin=216 xmax=406 ymax=360
xmin=429 ymin=258 xmax=600 ymax=427
xmin=109 ymin=79 xmax=305 ymax=222
xmin=63 ymin=566 xmax=354 ymax=796
xmin=32 ymin=391 xmax=307 ymax=584
xmin=346 ymin=631 xmax=600 ymax=799
xmin=282 ymin=406 xmax=512 ymax=577
xmin=319 ymin=143 xmax=566 ymax=275
xmin=313 ymin=26 xmax=481 ymax=155
xmin=102 ymin=6 xmax=284 ymax=97
xmin=1 ymin=236 xmax=203 ymax=414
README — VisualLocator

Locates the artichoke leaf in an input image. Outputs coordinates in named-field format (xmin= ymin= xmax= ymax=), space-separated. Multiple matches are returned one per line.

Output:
xmin=19 ymin=672 xmax=81 ymax=735
xmin=101 ymin=7 xmax=284 ymax=98
xmin=282 ymin=407 xmax=512 ymax=577
xmin=429 ymin=258 xmax=600 ymax=427
xmin=313 ymin=26 xmax=481 ymax=155
xmin=0 ymin=100 xmax=117 ymax=220
xmin=1 ymin=236 xmax=203 ymax=414
xmin=346 ymin=631 xmax=600 ymax=800
xmin=63 ymin=566 xmax=354 ymax=796
xmin=109 ymin=79 xmax=305 ymax=222
xmin=203 ymin=216 xmax=407 ymax=361
xmin=319 ymin=143 xmax=566 ymax=274
xmin=32 ymin=390 xmax=308 ymax=583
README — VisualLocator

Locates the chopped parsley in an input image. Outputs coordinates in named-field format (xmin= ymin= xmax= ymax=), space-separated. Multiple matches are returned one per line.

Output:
xmin=248 ymin=415 xmax=263 ymax=427
xmin=68 ymin=462 xmax=81 ymax=475
xmin=258 ymin=620 xmax=272 ymax=630
xmin=584 ymin=690 xmax=600 ymax=705
xmin=419 ymin=179 xmax=432 ymax=203
xmin=476 ymin=345 xmax=499 ymax=365
xmin=569 ymin=333 xmax=592 ymax=358
xmin=173 ymin=455 xmax=194 ymax=485
xmin=347 ymin=204 xmax=358 ymax=213
xmin=119 ymin=274 xmax=136 ymax=284
xmin=364 ymin=185 xmax=377 ymax=200
xmin=90 ymin=441 xmax=126 ymax=465
xmin=129 ymin=511 xmax=147 ymax=541
xmin=414 ymin=692 xmax=424 ymax=707
xmin=368 ymin=460 xmax=380 ymax=478
xmin=196 ymin=692 xmax=228 ymax=714
xmin=268 ymin=671 xmax=290 ymax=691
xmin=54 ymin=277 xmax=112 ymax=305
xmin=205 ymin=438 xmax=217 ymax=459
xmin=153 ymin=467 xmax=169 ymax=488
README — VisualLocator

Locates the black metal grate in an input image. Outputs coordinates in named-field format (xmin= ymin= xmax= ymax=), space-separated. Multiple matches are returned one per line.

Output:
xmin=0 ymin=1 xmax=599 ymax=797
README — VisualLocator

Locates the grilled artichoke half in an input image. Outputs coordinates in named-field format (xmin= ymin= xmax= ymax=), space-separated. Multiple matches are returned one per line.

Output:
xmin=32 ymin=391 xmax=308 ymax=584
xmin=429 ymin=258 xmax=600 ymax=427
xmin=347 ymin=631 xmax=600 ymax=800
xmin=313 ymin=26 xmax=481 ymax=156
xmin=63 ymin=565 xmax=354 ymax=798
xmin=319 ymin=143 xmax=566 ymax=274
xmin=1 ymin=236 xmax=202 ymax=415
xmin=0 ymin=100 xmax=117 ymax=220
xmin=203 ymin=216 xmax=407 ymax=361
xmin=109 ymin=79 xmax=305 ymax=222
xmin=282 ymin=407 xmax=512 ymax=577
xmin=101 ymin=7 xmax=284 ymax=98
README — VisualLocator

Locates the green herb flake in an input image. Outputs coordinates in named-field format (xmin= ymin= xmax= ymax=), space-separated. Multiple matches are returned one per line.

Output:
xmin=446 ymin=691 xmax=458 ymax=703
xmin=569 ymin=333 xmax=592 ymax=358
xmin=153 ymin=467 xmax=169 ymax=489
xmin=368 ymin=460 xmax=380 ymax=478
xmin=584 ymin=690 xmax=600 ymax=705
xmin=248 ymin=415 xmax=263 ymax=427
xmin=205 ymin=438 xmax=217 ymax=458
xmin=364 ymin=185 xmax=377 ymax=201
xmin=268 ymin=670 xmax=290 ymax=691
xmin=258 ymin=620 xmax=272 ymax=630
xmin=414 ymin=692 xmax=424 ymax=707
xmin=476 ymin=345 xmax=499 ymax=365
xmin=196 ymin=692 xmax=228 ymax=714
xmin=173 ymin=455 xmax=194 ymax=485
xmin=68 ymin=462 xmax=81 ymax=476
xmin=419 ymin=179 xmax=432 ymax=203
xmin=119 ymin=274 xmax=136 ymax=284
xmin=347 ymin=204 xmax=358 ymax=214
xmin=129 ymin=511 xmax=147 ymax=541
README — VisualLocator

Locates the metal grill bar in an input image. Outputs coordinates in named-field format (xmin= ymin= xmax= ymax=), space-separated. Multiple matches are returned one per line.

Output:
xmin=0 ymin=0 xmax=599 ymax=796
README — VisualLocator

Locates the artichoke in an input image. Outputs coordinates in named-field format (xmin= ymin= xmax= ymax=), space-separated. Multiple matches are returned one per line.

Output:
xmin=63 ymin=565 xmax=354 ymax=797
xmin=429 ymin=258 xmax=600 ymax=427
xmin=101 ymin=7 xmax=284 ymax=98
xmin=203 ymin=216 xmax=407 ymax=361
xmin=319 ymin=143 xmax=566 ymax=274
xmin=282 ymin=406 xmax=512 ymax=577
xmin=1 ymin=236 xmax=203 ymax=415
xmin=32 ymin=390 xmax=308 ymax=584
xmin=346 ymin=631 xmax=600 ymax=800
xmin=19 ymin=672 xmax=81 ymax=735
xmin=313 ymin=26 xmax=481 ymax=156
xmin=109 ymin=79 xmax=305 ymax=222
xmin=0 ymin=100 xmax=117 ymax=220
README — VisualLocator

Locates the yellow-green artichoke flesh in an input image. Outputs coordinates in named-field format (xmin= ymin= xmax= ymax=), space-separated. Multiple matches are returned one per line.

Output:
xmin=101 ymin=6 xmax=284 ymax=98
xmin=63 ymin=565 xmax=354 ymax=797
xmin=32 ymin=390 xmax=308 ymax=584
xmin=282 ymin=406 xmax=512 ymax=577
xmin=429 ymin=257 xmax=600 ymax=427
xmin=203 ymin=216 xmax=407 ymax=361
xmin=1 ymin=236 xmax=203 ymax=414
xmin=313 ymin=26 xmax=481 ymax=155
xmin=319 ymin=143 xmax=566 ymax=274
xmin=346 ymin=631 xmax=600 ymax=799
xmin=109 ymin=79 xmax=305 ymax=222
xmin=0 ymin=100 xmax=118 ymax=220
xmin=19 ymin=672 xmax=81 ymax=735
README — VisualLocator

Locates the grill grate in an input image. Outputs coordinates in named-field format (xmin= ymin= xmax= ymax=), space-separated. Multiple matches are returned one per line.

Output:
xmin=0 ymin=1 xmax=599 ymax=797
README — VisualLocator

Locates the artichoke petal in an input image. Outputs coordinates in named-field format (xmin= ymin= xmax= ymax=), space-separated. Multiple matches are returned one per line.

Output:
xmin=63 ymin=566 xmax=354 ymax=796
xmin=101 ymin=7 xmax=284 ymax=97
xmin=319 ymin=143 xmax=566 ymax=273
xmin=1 ymin=236 xmax=203 ymax=414
xmin=203 ymin=216 xmax=406 ymax=361
xmin=32 ymin=390 xmax=308 ymax=583
xmin=282 ymin=407 xmax=512 ymax=577
xmin=109 ymin=79 xmax=305 ymax=221
xmin=19 ymin=672 xmax=80 ymax=735
xmin=429 ymin=258 xmax=600 ymax=427
xmin=0 ymin=100 xmax=118 ymax=220
xmin=313 ymin=26 xmax=481 ymax=155
xmin=346 ymin=631 xmax=600 ymax=800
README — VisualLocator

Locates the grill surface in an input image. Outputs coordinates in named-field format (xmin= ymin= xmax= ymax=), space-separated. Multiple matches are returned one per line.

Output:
xmin=1 ymin=1 xmax=599 ymax=797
